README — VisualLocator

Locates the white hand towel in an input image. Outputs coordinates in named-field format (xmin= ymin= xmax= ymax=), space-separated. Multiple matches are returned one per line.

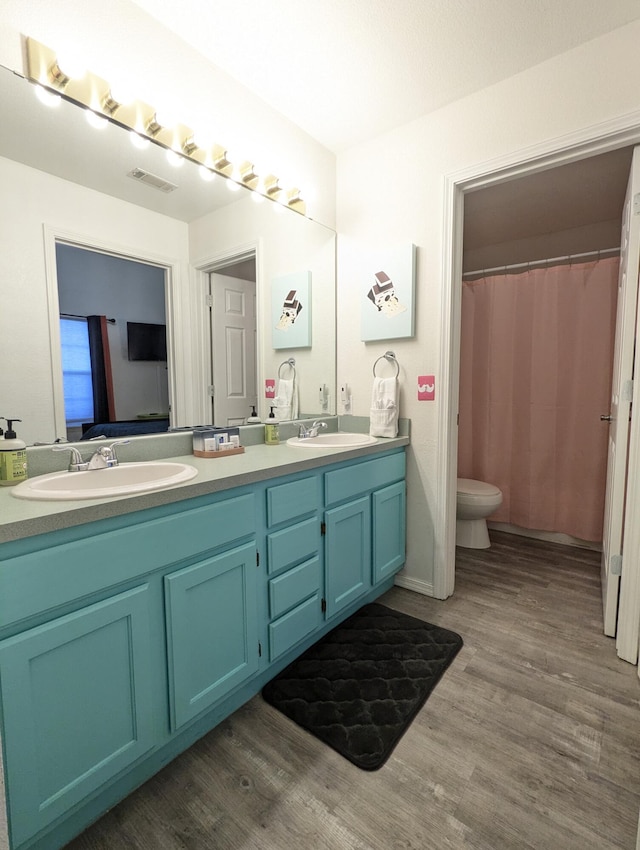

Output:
xmin=369 ymin=376 xmax=399 ymax=437
xmin=275 ymin=378 xmax=299 ymax=421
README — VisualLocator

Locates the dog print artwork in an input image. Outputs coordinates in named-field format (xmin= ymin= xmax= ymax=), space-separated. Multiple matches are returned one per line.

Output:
xmin=272 ymin=271 xmax=312 ymax=349
xmin=276 ymin=290 xmax=303 ymax=330
xmin=367 ymin=271 xmax=407 ymax=317
xmin=361 ymin=244 xmax=416 ymax=341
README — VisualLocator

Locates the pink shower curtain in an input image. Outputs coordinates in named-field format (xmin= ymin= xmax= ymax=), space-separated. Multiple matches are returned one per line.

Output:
xmin=458 ymin=257 xmax=619 ymax=542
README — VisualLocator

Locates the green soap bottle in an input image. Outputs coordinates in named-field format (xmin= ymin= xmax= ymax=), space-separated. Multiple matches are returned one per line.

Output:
xmin=0 ymin=418 xmax=28 ymax=486
xmin=264 ymin=407 xmax=280 ymax=445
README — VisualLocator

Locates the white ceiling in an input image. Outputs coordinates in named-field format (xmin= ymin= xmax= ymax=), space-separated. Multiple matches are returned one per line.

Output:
xmin=129 ymin=0 xmax=640 ymax=153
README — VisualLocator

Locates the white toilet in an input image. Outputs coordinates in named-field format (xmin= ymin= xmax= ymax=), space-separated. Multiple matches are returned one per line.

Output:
xmin=456 ymin=478 xmax=503 ymax=549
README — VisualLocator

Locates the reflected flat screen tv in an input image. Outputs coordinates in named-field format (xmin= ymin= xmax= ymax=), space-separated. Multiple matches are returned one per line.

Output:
xmin=127 ymin=321 xmax=167 ymax=361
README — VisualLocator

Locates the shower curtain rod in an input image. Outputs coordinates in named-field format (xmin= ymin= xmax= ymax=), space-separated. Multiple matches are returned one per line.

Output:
xmin=462 ymin=247 xmax=620 ymax=279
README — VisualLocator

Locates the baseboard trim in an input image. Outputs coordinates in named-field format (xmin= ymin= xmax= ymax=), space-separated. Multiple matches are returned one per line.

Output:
xmin=394 ymin=574 xmax=435 ymax=597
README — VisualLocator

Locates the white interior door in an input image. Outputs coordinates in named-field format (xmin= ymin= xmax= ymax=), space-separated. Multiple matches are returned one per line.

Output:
xmin=601 ymin=146 xmax=640 ymax=637
xmin=209 ymin=273 xmax=257 ymax=426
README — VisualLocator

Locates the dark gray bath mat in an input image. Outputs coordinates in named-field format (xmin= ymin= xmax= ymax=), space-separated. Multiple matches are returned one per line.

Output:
xmin=262 ymin=602 xmax=463 ymax=770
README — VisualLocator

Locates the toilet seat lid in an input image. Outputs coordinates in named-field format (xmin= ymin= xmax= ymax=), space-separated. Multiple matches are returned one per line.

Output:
xmin=457 ymin=478 xmax=501 ymax=497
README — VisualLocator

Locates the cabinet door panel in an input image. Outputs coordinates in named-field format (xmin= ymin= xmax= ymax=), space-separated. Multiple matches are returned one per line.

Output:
xmin=165 ymin=542 xmax=259 ymax=730
xmin=325 ymin=496 xmax=371 ymax=618
xmin=373 ymin=481 xmax=406 ymax=583
xmin=0 ymin=585 xmax=155 ymax=848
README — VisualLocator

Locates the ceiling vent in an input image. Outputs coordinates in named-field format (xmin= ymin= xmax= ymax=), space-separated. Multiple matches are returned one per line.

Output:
xmin=127 ymin=167 xmax=178 ymax=193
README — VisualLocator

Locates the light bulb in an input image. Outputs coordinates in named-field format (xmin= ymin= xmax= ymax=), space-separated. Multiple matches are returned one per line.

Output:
xmin=130 ymin=131 xmax=149 ymax=150
xmin=155 ymin=108 xmax=178 ymax=130
xmin=85 ymin=109 xmax=107 ymax=130
xmin=109 ymin=79 xmax=136 ymax=106
xmin=57 ymin=52 xmax=87 ymax=80
xmin=35 ymin=85 xmax=61 ymax=108
xmin=199 ymin=166 xmax=215 ymax=182
xmin=165 ymin=148 xmax=184 ymax=168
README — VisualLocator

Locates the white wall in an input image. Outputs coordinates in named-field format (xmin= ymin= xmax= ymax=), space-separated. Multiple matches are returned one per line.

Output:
xmin=0 ymin=0 xmax=336 ymax=228
xmin=336 ymin=20 xmax=640 ymax=595
xmin=0 ymin=156 xmax=189 ymax=446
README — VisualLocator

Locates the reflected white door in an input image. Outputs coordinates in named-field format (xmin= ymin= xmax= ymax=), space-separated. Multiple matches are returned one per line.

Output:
xmin=209 ymin=273 xmax=257 ymax=426
xmin=601 ymin=146 xmax=640 ymax=638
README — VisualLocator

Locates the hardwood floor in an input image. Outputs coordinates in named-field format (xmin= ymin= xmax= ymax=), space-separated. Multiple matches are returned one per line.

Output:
xmin=67 ymin=531 xmax=640 ymax=849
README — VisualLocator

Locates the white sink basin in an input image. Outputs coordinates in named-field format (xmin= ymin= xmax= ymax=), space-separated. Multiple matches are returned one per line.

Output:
xmin=287 ymin=433 xmax=377 ymax=448
xmin=11 ymin=462 xmax=198 ymax=501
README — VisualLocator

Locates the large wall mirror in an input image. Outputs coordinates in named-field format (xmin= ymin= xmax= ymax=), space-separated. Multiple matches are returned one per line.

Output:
xmin=0 ymin=64 xmax=336 ymax=446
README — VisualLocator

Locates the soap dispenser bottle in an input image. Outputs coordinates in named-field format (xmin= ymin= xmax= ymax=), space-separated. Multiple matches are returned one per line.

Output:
xmin=246 ymin=405 xmax=262 ymax=424
xmin=0 ymin=418 xmax=28 ymax=486
xmin=264 ymin=407 xmax=280 ymax=445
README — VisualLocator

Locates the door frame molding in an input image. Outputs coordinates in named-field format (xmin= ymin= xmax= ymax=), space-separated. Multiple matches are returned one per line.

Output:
xmin=437 ymin=110 xmax=640 ymax=610
xmin=43 ymin=225 xmax=181 ymax=435
xmin=192 ymin=240 xmax=261 ymax=426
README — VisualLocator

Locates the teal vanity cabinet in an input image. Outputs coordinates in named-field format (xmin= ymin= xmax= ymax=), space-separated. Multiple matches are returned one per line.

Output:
xmin=0 ymin=446 xmax=406 ymax=850
xmin=0 ymin=489 xmax=259 ymax=850
xmin=324 ymin=452 xmax=406 ymax=617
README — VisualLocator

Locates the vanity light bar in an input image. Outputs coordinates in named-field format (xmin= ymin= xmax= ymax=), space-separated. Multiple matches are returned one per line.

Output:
xmin=24 ymin=36 xmax=306 ymax=215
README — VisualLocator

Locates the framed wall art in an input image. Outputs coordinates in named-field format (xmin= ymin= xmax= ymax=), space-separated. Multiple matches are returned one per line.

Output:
xmin=271 ymin=270 xmax=312 ymax=349
xmin=361 ymin=243 xmax=416 ymax=341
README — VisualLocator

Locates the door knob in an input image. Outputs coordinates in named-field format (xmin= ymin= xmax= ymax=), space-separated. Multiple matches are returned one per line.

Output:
xmin=600 ymin=414 xmax=613 ymax=421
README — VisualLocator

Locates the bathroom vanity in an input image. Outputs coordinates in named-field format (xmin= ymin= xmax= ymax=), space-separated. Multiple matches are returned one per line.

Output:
xmin=0 ymin=436 xmax=407 ymax=850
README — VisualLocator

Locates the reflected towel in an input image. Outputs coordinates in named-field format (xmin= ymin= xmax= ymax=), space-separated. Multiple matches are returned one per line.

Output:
xmin=370 ymin=377 xmax=398 ymax=438
xmin=275 ymin=378 xmax=298 ymax=421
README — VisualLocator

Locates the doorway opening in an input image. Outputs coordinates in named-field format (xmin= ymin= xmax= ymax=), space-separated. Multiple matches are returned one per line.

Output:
xmin=439 ymin=119 xmax=640 ymax=661
xmin=456 ymin=146 xmax=632 ymax=551
xmin=206 ymin=252 xmax=257 ymax=427
xmin=54 ymin=241 xmax=170 ymax=441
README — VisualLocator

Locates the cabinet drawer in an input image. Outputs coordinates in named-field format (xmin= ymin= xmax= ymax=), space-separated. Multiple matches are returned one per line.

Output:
xmin=267 ymin=517 xmax=319 ymax=575
xmin=324 ymin=452 xmax=405 ymax=507
xmin=268 ymin=594 xmax=321 ymax=661
xmin=0 ymin=493 xmax=256 ymax=629
xmin=266 ymin=476 xmax=319 ymax=526
xmin=269 ymin=557 xmax=321 ymax=620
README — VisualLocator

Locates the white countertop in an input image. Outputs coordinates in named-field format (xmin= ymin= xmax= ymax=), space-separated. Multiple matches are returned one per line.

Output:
xmin=0 ymin=436 xmax=409 ymax=545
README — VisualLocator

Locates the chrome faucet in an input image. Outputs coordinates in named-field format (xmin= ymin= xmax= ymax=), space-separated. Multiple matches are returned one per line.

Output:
xmin=53 ymin=445 xmax=89 ymax=472
xmin=53 ymin=439 xmax=130 ymax=472
xmin=87 ymin=440 xmax=130 ymax=469
xmin=297 ymin=420 xmax=328 ymax=439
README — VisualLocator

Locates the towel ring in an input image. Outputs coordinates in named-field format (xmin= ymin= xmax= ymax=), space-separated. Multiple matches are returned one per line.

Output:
xmin=278 ymin=357 xmax=296 ymax=378
xmin=372 ymin=351 xmax=399 ymax=378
